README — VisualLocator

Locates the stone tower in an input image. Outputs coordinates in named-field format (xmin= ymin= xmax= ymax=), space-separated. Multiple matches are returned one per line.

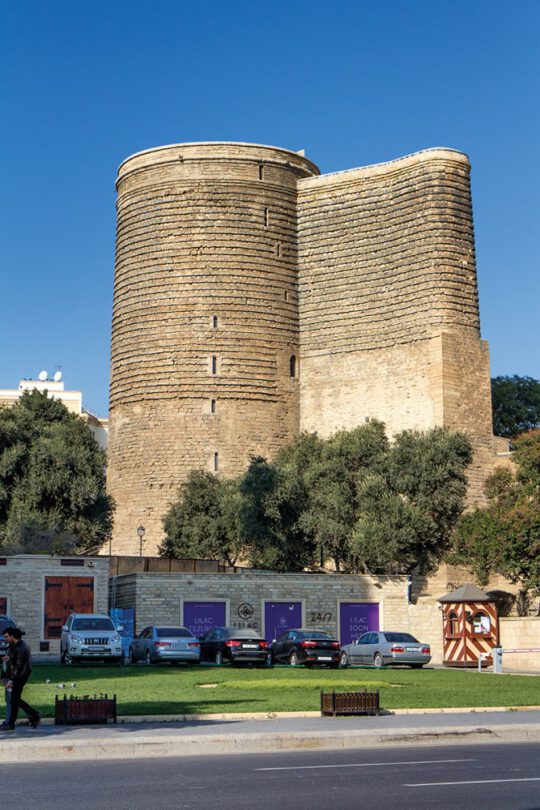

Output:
xmin=108 ymin=143 xmax=318 ymax=554
xmin=108 ymin=142 xmax=495 ymax=555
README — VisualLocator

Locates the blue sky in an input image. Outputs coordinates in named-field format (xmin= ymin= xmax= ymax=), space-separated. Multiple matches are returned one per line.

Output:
xmin=2 ymin=1 xmax=539 ymax=416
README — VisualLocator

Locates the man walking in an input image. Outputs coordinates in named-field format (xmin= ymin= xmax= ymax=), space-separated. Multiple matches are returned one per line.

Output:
xmin=0 ymin=627 xmax=40 ymax=730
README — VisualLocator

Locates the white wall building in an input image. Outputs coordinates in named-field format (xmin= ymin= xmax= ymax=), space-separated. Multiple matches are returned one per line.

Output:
xmin=0 ymin=373 xmax=108 ymax=449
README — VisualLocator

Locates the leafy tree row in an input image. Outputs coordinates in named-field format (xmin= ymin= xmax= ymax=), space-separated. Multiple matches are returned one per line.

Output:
xmin=0 ymin=391 xmax=114 ymax=554
xmin=448 ymin=429 xmax=540 ymax=599
xmin=161 ymin=421 xmax=473 ymax=574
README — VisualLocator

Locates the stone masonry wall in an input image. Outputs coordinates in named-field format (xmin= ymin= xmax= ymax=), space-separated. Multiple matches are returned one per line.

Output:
xmin=297 ymin=149 xmax=494 ymax=503
xmin=499 ymin=618 xmax=540 ymax=671
xmin=110 ymin=570 xmax=408 ymax=640
xmin=0 ymin=555 xmax=109 ymax=659
xmin=108 ymin=143 xmax=497 ymax=553
xmin=108 ymin=144 xmax=318 ymax=554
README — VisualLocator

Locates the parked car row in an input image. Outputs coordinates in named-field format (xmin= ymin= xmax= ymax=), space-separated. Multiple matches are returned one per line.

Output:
xmin=56 ymin=612 xmax=431 ymax=669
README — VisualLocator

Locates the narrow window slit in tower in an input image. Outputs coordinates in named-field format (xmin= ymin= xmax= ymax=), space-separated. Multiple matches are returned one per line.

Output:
xmin=214 ymin=452 xmax=219 ymax=472
xmin=258 ymin=164 xmax=264 ymax=180
xmin=276 ymin=243 xmax=281 ymax=257
xmin=211 ymin=356 xmax=217 ymax=375
xmin=290 ymin=355 xmax=297 ymax=378
xmin=212 ymin=315 xmax=218 ymax=329
xmin=211 ymin=399 xmax=216 ymax=414
xmin=264 ymin=208 xmax=269 ymax=226
xmin=284 ymin=290 xmax=288 ymax=302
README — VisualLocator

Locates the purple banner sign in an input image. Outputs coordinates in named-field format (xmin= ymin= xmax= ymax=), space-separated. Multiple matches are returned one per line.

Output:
xmin=339 ymin=602 xmax=379 ymax=646
xmin=183 ymin=601 xmax=226 ymax=639
xmin=264 ymin=601 xmax=302 ymax=642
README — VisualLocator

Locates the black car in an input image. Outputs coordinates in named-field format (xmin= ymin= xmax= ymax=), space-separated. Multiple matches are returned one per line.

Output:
xmin=271 ymin=629 xmax=341 ymax=667
xmin=0 ymin=616 xmax=16 ymax=658
xmin=200 ymin=627 xmax=269 ymax=666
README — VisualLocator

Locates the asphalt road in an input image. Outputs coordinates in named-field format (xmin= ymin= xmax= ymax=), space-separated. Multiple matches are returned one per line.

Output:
xmin=2 ymin=741 xmax=540 ymax=809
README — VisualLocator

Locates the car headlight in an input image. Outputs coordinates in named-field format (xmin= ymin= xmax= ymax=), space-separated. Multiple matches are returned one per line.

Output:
xmin=110 ymin=634 xmax=120 ymax=643
xmin=71 ymin=635 xmax=85 ymax=644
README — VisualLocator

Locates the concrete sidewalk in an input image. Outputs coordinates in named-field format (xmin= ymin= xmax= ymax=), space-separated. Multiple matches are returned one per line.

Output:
xmin=1 ymin=710 xmax=540 ymax=763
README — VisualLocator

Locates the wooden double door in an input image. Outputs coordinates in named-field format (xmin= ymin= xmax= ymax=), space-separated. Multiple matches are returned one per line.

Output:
xmin=44 ymin=576 xmax=94 ymax=639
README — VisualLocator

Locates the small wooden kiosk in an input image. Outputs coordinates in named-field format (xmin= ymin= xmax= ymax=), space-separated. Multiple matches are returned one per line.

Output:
xmin=439 ymin=584 xmax=499 ymax=668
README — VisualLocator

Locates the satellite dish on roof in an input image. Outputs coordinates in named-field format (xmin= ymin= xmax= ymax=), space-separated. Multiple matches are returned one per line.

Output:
xmin=53 ymin=370 xmax=62 ymax=382
xmin=38 ymin=370 xmax=48 ymax=381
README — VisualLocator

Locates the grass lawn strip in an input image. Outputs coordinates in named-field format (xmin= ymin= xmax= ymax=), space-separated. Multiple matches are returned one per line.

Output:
xmin=8 ymin=664 xmax=540 ymax=719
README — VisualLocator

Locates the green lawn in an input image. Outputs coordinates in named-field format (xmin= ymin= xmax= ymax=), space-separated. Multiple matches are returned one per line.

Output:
xmin=4 ymin=663 xmax=538 ymax=719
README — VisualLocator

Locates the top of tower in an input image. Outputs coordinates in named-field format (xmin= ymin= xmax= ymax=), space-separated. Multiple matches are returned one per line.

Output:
xmin=117 ymin=141 xmax=320 ymax=182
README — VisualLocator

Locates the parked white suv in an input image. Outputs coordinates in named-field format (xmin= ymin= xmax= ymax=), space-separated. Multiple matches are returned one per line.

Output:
xmin=61 ymin=614 xmax=124 ymax=665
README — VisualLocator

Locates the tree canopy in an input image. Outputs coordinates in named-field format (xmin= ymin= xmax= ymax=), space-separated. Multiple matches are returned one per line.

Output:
xmin=448 ymin=430 xmax=540 ymax=597
xmin=491 ymin=375 xmax=540 ymax=439
xmin=161 ymin=422 xmax=472 ymax=574
xmin=160 ymin=470 xmax=244 ymax=566
xmin=0 ymin=391 xmax=114 ymax=554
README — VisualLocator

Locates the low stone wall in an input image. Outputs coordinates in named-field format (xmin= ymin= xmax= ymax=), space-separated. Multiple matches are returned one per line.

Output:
xmin=408 ymin=600 xmax=444 ymax=664
xmin=0 ymin=555 xmax=110 ymax=659
xmin=500 ymin=617 xmax=540 ymax=671
xmin=110 ymin=570 xmax=409 ymax=641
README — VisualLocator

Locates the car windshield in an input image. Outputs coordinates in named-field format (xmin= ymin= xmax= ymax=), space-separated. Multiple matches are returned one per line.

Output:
xmin=383 ymin=633 xmax=418 ymax=643
xmin=224 ymin=628 xmax=262 ymax=639
xmin=156 ymin=627 xmax=192 ymax=638
xmin=72 ymin=618 xmax=115 ymax=632
xmin=302 ymin=632 xmax=332 ymax=640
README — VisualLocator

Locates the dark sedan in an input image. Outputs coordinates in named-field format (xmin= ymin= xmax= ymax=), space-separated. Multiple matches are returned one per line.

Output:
xmin=271 ymin=629 xmax=341 ymax=667
xmin=200 ymin=627 xmax=269 ymax=666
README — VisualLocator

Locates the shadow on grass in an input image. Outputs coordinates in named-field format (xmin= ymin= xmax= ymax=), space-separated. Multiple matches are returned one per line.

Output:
xmin=3 ymin=697 xmax=268 ymax=720
xmin=30 ymin=666 xmax=202 ymax=685
xmin=31 ymin=663 xmax=273 ymax=684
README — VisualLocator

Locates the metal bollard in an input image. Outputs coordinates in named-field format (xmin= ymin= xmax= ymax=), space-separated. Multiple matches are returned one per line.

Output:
xmin=477 ymin=652 xmax=489 ymax=672
xmin=492 ymin=646 xmax=503 ymax=674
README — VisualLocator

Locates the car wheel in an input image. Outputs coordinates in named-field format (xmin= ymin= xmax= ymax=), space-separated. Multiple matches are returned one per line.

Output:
xmin=61 ymin=647 xmax=73 ymax=666
xmin=128 ymin=647 xmax=135 ymax=664
xmin=373 ymin=652 xmax=384 ymax=668
xmin=215 ymin=650 xmax=224 ymax=666
xmin=289 ymin=651 xmax=299 ymax=667
xmin=145 ymin=649 xmax=152 ymax=665
xmin=340 ymin=651 xmax=350 ymax=668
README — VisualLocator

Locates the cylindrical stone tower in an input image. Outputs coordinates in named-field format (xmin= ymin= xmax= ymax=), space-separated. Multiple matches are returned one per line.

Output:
xmin=108 ymin=142 xmax=319 ymax=554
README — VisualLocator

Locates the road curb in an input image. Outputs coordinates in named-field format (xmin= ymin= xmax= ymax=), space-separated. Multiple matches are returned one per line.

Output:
xmin=2 ymin=721 xmax=540 ymax=764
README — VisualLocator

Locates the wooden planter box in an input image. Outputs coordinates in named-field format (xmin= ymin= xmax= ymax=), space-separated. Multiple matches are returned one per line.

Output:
xmin=321 ymin=689 xmax=380 ymax=717
xmin=55 ymin=694 xmax=117 ymax=725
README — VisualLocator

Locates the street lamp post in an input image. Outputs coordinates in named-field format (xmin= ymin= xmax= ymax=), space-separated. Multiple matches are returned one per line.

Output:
xmin=137 ymin=524 xmax=146 ymax=558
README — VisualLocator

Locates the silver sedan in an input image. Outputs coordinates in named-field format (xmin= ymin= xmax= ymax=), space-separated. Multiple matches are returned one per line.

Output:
xmin=340 ymin=631 xmax=431 ymax=668
xmin=129 ymin=625 xmax=201 ymax=665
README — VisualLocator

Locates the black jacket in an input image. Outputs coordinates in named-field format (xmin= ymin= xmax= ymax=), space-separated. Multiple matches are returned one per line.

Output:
xmin=8 ymin=639 xmax=32 ymax=683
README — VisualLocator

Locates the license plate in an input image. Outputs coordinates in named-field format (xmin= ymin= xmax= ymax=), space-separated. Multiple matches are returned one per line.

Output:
xmin=406 ymin=647 xmax=419 ymax=652
xmin=87 ymin=646 xmax=106 ymax=651
xmin=242 ymin=644 xmax=259 ymax=649
xmin=318 ymin=656 xmax=332 ymax=661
